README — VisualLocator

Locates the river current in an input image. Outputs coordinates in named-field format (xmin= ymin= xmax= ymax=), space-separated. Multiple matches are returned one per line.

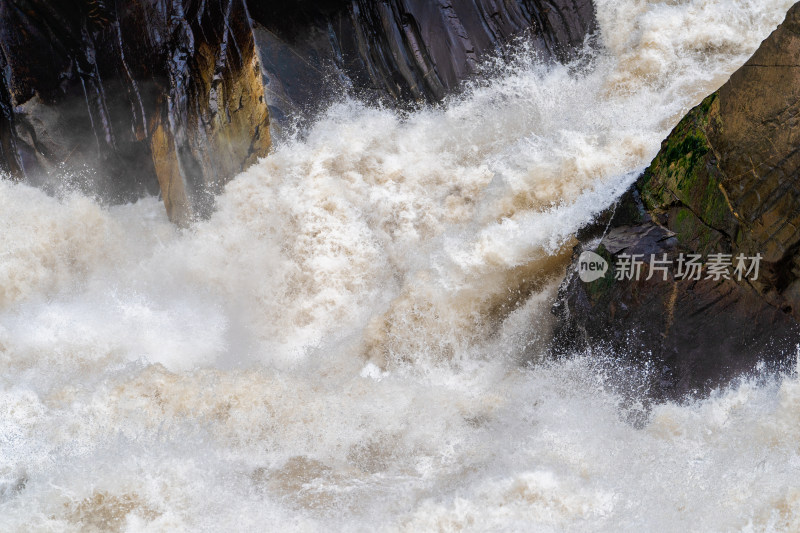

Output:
xmin=2 ymin=0 xmax=799 ymax=531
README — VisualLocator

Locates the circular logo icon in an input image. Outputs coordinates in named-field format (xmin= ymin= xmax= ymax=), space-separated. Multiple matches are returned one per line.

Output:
xmin=578 ymin=251 xmax=608 ymax=283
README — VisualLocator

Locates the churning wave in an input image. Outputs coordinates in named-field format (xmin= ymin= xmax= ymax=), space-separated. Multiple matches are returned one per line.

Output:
xmin=1 ymin=0 xmax=798 ymax=530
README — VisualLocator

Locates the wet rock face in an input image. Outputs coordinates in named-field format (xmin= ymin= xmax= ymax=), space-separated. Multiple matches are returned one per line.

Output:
xmin=0 ymin=0 xmax=595 ymax=221
xmin=0 ymin=0 xmax=270 ymax=224
xmin=553 ymin=3 xmax=800 ymax=399
xmin=249 ymin=0 xmax=596 ymax=128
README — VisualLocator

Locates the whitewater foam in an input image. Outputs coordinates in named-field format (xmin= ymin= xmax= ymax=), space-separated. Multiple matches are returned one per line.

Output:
xmin=1 ymin=0 xmax=798 ymax=530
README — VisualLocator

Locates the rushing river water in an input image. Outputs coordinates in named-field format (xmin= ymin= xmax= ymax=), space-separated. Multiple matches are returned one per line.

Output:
xmin=2 ymin=0 xmax=800 ymax=531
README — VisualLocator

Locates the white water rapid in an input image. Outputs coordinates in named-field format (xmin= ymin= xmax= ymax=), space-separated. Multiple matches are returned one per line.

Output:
xmin=2 ymin=0 xmax=799 ymax=531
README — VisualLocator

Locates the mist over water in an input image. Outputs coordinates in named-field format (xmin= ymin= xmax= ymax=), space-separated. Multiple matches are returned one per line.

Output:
xmin=1 ymin=0 xmax=799 ymax=530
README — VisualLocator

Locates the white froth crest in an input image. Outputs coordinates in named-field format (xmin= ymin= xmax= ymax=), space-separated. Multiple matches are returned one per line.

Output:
xmin=0 ymin=0 xmax=797 ymax=530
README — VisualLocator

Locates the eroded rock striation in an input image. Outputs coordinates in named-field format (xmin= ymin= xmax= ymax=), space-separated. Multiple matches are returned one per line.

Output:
xmin=0 ymin=0 xmax=270 ymax=224
xmin=249 ymin=0 xmax=596 ymax=128
xmin=554 ymin=2 xmax=800 ymax=398
xmin=0 ymin=0 xmax=596 ymax=222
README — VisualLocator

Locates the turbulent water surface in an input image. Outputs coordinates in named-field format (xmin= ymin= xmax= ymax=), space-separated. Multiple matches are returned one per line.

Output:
xmin=2 ymin=0 xmax=800 ymax=531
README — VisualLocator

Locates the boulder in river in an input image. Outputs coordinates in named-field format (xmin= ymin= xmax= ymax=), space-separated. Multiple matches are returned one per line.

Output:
xmin=553 ymin=2 xmax=800 ymax=398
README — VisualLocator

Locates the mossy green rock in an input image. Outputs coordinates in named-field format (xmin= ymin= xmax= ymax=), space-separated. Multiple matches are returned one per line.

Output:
xmin=553 ymin=3 xmax=800 ymax=398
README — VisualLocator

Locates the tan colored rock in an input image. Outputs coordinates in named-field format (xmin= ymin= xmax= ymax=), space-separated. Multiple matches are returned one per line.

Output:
xmin=0 ymin=0 xmax=270 ymax=225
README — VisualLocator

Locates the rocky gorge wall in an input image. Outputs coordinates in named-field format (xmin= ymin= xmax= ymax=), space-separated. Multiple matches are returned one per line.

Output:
xmin=0 ymin=0 xmax=270 ymax=225
xmin=554 ymin=2 xmax=800 ymax=398
xmin=248 ymin=0 xmax=596 ymax=129
xmin=0 ymin=0 xmax=596 ymax=224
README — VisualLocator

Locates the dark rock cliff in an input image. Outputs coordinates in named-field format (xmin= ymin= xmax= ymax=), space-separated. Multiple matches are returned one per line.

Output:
xmin=248 ymin=0 xmax=596 ymax=129
xmin=0 ymin=0 xmax=595 ymax=222
xmin=0 ymin=0 xmax=270 ymax=224
xmin=553 ymin=2 xmax=800 ymax=399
